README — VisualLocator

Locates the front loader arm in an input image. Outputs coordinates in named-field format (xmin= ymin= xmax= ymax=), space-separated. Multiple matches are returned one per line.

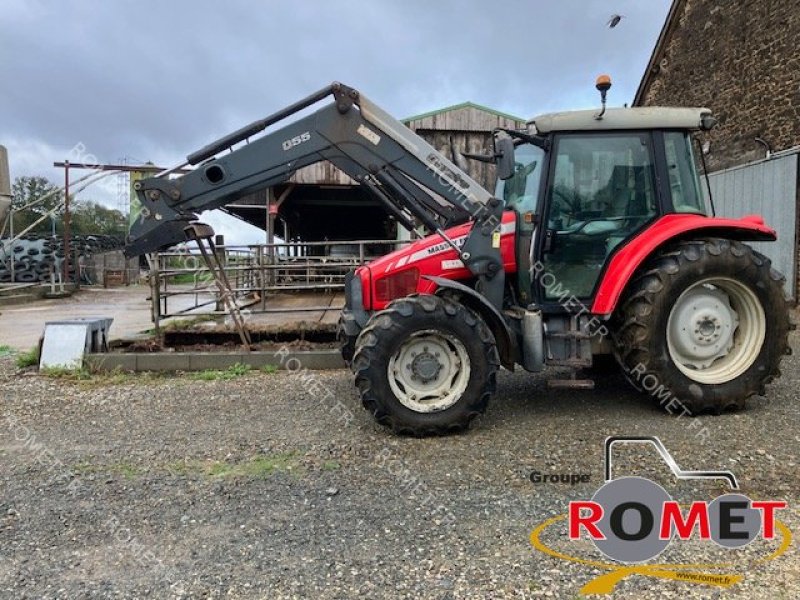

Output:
xmin=126 ymin=82 xmax=507 ymax=307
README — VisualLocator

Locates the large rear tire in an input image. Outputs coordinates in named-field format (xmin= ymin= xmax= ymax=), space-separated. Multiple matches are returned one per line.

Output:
xmin=352 ymin=294 xmax=499 ymax=435
xmin=613 ymin=238 xmax=789 ymax=414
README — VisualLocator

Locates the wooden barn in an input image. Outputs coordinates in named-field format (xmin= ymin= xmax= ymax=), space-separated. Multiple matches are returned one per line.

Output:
xmin=225 ymin=102 xmax=525 ymax=248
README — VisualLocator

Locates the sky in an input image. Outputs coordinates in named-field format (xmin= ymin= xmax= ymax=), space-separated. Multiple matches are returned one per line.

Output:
xmin=1 ymin=0 xmax=672 ymax=243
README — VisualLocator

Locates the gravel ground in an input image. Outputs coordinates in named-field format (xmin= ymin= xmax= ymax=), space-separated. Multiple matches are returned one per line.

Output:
xmin=1 ymin=330 xmax=799 ymax=599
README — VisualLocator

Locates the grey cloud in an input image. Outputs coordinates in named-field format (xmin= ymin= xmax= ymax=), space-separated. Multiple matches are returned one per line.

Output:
xmin=0 ymin=0 xmax=671 ymax=241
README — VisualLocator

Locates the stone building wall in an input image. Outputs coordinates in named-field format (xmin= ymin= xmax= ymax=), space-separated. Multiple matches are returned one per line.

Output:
xmin=636 ymin=0 xmax=800 ymax=171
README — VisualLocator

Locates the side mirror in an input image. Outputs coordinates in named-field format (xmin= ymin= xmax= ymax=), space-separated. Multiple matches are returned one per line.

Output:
xmin=495 ymin=135 xmax=515 ymax=180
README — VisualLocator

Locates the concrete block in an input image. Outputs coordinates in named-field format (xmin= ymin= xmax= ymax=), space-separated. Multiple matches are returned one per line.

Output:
xmin=40 ymin=317 xmax=114 ymax=370
xmin=242 ymin=353 xmax=275 ymax=369
xmin=285 ymin=350 xmax=345 ymax=370
xmin=84 ymin=350 xmax=346 ymax=373
xmin=137 ymin=353 xmax=191 ymax=371
xmin=86 ymin=353 xmax=137 ymax=372
xmin=187 ymin=352 xmax=247 ymax=371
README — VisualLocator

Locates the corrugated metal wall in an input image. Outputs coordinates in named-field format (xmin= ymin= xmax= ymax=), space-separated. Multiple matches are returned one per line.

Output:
xmin=707 ymin=151 xmax=798 ymax=298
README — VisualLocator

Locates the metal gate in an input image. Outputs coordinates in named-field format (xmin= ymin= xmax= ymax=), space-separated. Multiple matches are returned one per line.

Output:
xmin=707 ymin=151 xmax=799 ymax=298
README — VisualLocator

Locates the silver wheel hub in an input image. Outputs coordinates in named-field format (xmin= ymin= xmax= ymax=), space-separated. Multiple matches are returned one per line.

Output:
xmin=666 ymin=278 xmax=766 ymax=385
xmin=409 ymin=348 xmax=443 ymax=383
xmin=668 ymin=286 xmax=737 ymax=369
xmin=388 ymin=330 xmax=471 ymax=413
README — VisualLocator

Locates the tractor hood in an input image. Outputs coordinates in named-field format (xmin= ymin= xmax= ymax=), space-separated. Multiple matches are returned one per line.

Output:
xmin=360 ymin=211 xmax=518 ymax=311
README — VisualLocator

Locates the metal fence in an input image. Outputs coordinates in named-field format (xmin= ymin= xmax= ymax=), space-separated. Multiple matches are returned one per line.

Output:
xmin=151 ymin=238 xmax=404 ymax=324
xmin=707 ymin=150 xmax=799 ymax=298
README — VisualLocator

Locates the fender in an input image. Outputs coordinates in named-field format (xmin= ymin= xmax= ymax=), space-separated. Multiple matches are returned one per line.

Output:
xmin=591 ymin=214 xmax=777 ymax=316
xmin=425 ymin=276 xmax=517 ymax=370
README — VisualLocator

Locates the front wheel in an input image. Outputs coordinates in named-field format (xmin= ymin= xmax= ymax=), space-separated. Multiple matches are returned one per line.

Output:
xmin=337 ymin=314 xmax=357 ymax=367
xmin=352 ymin=294 xmax=499 ymax=435
xmin=614 ymin=238 xmax=789 ymax=414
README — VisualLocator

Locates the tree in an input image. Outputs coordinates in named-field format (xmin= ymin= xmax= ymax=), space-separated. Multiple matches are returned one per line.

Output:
xmin=10 ymin=176 xmax=63 ymax=235
xmin=70 ymin=201 xmax=128 ymax=237
xmin=8 ymin=176 xmax=129 ymax=238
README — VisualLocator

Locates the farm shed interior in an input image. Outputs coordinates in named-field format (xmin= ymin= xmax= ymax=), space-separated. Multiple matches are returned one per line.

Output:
xmin=223 ymin=102 xmax=526 ymax=249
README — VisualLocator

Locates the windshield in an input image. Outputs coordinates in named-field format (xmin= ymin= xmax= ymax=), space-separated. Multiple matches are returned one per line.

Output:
xmin=494 ymin=143 xmax=545 ymax=214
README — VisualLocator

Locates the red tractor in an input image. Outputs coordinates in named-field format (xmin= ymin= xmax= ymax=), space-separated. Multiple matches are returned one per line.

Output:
xmin=126 ymin=80 xmax=789 ymax=436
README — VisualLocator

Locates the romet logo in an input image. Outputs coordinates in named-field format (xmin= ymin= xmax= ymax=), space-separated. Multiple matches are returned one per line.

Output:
xmin=530 ymin=436 xmax=791 ymax=595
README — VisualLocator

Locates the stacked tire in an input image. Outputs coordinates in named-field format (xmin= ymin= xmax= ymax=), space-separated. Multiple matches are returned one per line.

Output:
xmin=0 ymin=234 xmax=123 ymax=283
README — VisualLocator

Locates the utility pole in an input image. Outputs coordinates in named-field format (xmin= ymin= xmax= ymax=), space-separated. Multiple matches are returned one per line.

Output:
xmin=0 ymin=146 xmax=12 ymax=282
xmin=63 ymin=160 xmax=70 ymax=283
xmin=0 ymin=145 xmax=11 ymax=232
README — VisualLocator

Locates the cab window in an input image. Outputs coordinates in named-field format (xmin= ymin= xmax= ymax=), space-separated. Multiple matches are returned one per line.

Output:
xmin=542 ymin=132 xmax=658 ymax=299
xmin=664 ymin=131 xmax=706 ymax=214
xmin=495 ymin=143 xmax=545 ymax=215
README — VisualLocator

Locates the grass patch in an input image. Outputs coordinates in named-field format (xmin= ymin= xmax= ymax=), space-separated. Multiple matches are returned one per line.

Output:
xmin=189 ymin=363 xmax=251 ymax=381
xmin=91 ymin=367 xmax=166 ymax=385
xmin=168 ymin=452 xmax=301 ymax=479
xmin=72 ymin=461 xmax=144 ymax=479
xmin=243 ymin=454 xmax=300 ymax=477
xmin=114 ymin=463 xmax=142 ymax=479
xmin=163 ymin=316 xmax=220 ymax=331
xmin=41 ymin=366 xmax=93 ymax=380
xmin=261 ymin=364 xmax=279 ymax=374
xmin=169 ymin=272 xmax=200 ymax=284
xmin=74 ymin=452 xmax=325 ymax=481
xmin=41 ymin=365 xmax=165 ymax=387
xmin=15 ymin=346 xmax=39 ymax=368
xmin=142 ymin=316 xmax=220 ymax=335
xmin=165 ymin=461 xmax=191 ymax=476
xmin=72 ymin=462 xmax=97 ymax=475
xmin=0 ymin=345 xmax=14 ymax=357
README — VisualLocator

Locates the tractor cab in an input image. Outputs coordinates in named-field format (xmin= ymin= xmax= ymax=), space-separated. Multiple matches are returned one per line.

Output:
xmin=497 ymin=102 xmax=715 ymax=308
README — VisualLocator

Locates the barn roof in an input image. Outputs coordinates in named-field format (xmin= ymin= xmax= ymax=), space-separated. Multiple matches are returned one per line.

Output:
xmin=402 ymin=101 xmax=525 ymax=128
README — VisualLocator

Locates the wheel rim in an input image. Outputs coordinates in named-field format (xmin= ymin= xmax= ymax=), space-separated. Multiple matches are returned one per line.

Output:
xmin=666 ymin=277 xmax=766 ymax=384
xmin=387 ymin=329 xmax=471 ymax=413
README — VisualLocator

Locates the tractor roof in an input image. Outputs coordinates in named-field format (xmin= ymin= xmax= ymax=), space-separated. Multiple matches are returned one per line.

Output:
xmin=529 ymin=106 xmax=714 ymax=134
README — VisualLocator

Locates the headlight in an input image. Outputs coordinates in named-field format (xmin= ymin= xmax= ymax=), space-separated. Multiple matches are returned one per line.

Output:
xmin=375 ymin=268 xmax=420 ymax=303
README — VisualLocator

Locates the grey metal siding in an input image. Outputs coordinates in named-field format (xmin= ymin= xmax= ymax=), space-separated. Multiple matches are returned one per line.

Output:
xmin=707 ymin=152 xmax=798 ymax=298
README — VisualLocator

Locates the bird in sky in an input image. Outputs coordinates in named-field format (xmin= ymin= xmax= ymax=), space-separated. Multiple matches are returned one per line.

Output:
xmin=607 ymin=14 xmax=625 ymax=28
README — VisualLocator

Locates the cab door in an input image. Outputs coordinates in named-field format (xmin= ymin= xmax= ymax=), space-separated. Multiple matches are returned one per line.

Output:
xmin=538 ymin=132 xmax=659 ymax=302
xmin=494 ymin=142 xmax=546 ymax=305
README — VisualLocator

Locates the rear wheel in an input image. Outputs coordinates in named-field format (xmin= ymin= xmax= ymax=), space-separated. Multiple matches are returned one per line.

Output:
xmin=352 ymin=294 xmax=499 ymax=435
xmin=614 ymin=238 xmax=789 ymax=413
